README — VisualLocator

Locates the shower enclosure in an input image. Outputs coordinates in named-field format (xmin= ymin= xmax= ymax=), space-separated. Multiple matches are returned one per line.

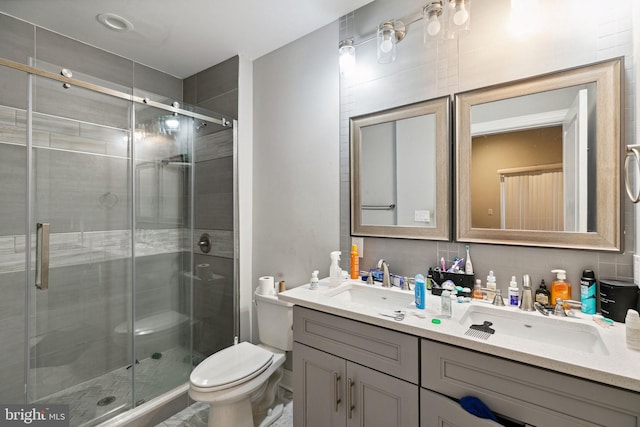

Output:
xmin=0 ymin=57 xmax=237 ymax=426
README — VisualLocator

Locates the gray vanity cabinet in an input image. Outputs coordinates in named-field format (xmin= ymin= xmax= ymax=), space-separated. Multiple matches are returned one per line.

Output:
xmin=293 ymin=306 xmax=419 ymax=427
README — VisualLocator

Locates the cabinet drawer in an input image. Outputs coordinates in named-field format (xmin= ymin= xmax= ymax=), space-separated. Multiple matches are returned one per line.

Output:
xmin=421 ymin=340 xmax=640 ymax=427
xmin=294 ymin=306 xmax=419 ymax=384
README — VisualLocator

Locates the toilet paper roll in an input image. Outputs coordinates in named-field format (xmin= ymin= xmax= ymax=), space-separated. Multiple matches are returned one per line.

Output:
xmin=258 ymin=276 xmax=275 ymax=295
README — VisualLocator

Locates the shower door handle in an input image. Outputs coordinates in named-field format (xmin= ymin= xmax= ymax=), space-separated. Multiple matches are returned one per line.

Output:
xmin=36 ymin=223 xmax=50 ymax=290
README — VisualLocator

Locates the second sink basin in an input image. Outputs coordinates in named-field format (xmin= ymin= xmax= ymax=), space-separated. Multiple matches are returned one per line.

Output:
xmin=326 ymin=283 xmax=415 ymax=310
xmin=459 ymin=304 xmax=608 ymax=355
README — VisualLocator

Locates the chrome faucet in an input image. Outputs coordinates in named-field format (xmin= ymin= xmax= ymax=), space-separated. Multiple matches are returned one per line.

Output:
xmin=377 ymin=259 xmax=391 ymax=288
xmin=519 ymin=274 xmax=535 ymax=311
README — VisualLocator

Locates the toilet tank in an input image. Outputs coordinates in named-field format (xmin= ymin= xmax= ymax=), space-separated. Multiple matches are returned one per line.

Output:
xmin=255 ymin=292 xmax=293 ymax=351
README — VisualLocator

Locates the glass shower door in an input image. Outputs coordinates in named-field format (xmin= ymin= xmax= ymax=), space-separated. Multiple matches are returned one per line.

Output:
xmin=29 ymin=68 xmax=134 ymax=424
xmin=0 ymin=64 xmax=28 ymax=405
xmin=131 ymin=103 xmax=194 ymax=405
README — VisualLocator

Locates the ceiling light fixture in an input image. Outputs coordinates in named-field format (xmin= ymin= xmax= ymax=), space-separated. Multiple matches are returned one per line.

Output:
xmin=338 ymin=0 xmax=471 ymax=70
xmin=97 ymin=13 xmax=134 ymax=32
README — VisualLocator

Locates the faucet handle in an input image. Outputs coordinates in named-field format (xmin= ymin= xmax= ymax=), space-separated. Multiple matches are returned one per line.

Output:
xmin=491 ymin=289 xmax=505 ymax=306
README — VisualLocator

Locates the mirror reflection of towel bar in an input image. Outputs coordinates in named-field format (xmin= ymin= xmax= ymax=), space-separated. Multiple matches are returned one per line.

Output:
xmin=361 ymin=204 xmax=396 ymax=210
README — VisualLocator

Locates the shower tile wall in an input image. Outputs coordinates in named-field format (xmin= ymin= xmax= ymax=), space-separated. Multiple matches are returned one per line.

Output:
xmin=0 ymin=12 xmax=186 ymax=403
xmin=339 ymin=0 xmax=636 ymax=294
xmin=184 ymin=56 xmax=238 ymax=358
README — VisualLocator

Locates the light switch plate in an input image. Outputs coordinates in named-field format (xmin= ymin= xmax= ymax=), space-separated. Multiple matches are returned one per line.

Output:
xmin=414 ymin=210 xmax=430 ymax=223
xmin=352 ymin=237 xmax=364 ymax=257
xmin=634 ymin=254 xmax=640 ymax=286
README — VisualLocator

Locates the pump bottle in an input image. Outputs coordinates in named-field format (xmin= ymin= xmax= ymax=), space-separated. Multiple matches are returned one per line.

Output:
xmin=550 ymin=269 xmax=571 ymax=303
xmin=329 ymin=251 xmax=342 ymax=288
xmin=486 ymin=271 xmax=497 ymax=301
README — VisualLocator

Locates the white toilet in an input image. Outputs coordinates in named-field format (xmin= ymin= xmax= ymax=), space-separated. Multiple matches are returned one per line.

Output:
xmin=189 ymin=291 xmax=293 ymax=427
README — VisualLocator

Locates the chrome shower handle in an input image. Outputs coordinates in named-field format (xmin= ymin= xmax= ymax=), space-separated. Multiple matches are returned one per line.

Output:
xmin=36 ymin=223 xmax=50 ymax=290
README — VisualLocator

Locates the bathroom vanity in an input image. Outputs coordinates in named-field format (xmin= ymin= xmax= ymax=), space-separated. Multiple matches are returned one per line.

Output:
xmin=280 ymin=281 xmax=640 ymax=427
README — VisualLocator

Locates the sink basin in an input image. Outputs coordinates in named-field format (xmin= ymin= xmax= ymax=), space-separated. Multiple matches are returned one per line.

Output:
xmin=459 ymin=304 xmax=608 ymax=355
xmin=326 ymin=283 xmax=415 ymax=310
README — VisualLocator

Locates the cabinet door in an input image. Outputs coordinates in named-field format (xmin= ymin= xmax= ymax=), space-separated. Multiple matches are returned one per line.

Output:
xmin=348 ymin=361 xmax=419 ymax=427
xmin=294 ymin=342 xmax=346 ymax=427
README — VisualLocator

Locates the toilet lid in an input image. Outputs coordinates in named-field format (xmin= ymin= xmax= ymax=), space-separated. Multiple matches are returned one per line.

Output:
xmin=190 ymin=342 xmax=274 ymax=391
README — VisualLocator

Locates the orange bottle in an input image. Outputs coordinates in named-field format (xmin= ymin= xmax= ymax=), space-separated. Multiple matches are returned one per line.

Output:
xmin=550 ymin=269 xmax=571 ymax=304
xmin=350 ymin=244 xmax=360 ymax=279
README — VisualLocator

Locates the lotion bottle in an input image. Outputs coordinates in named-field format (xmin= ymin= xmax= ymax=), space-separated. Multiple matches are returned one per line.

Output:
xmin=580 ymin=269 xmax=597 ymax=314
xmin=550 ymin=269 xmax=571 ymax=303
xmin=329 ymin=251 xmax=342 ymax=288
xmin=350 ymin=244 xmax=360 ymax=279
xmin=625 ymin=309 xmax=640 ymax=351
xmin=486 ymin=271 xmax=497 ymax=301
xmin=508 ymin=276 xmax=520 ymax=306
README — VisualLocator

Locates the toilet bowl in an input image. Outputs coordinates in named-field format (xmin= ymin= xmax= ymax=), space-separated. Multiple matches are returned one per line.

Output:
xmin=189 ymin=291 xmax=293 ymax=427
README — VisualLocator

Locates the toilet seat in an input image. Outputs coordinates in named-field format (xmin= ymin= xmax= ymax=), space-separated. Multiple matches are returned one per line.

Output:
xmin=190 ymin=342 xmax=274 ymax=392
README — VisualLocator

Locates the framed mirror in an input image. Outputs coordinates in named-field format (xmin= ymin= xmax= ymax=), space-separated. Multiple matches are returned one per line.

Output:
xmin=350 ymin=97 xmax=450 ymax=240
xmin=455 ymin=58 xmax=622 ymax=251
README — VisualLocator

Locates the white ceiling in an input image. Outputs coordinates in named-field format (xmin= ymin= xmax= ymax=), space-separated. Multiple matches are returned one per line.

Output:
xmin=0 ymin=0 xmax=373 ymax=78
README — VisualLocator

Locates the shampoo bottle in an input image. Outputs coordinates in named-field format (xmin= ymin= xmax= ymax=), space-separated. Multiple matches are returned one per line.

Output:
xmin=550 ymin=269 xmax=571 ymax=303
xmin=350 ymin=244 xmax=360 ymax=279
xmin=486 ymin=271 xmax=497 ymax=301
xmin=508 ymin=276 xmax=520 ymax=306
xmin=415 ymin=274 xmax=426 ymax=309
xmin=580 ymin=269 xmax=597 ymax=314
xmin=329 ymin=251 xmax=342 ymax=288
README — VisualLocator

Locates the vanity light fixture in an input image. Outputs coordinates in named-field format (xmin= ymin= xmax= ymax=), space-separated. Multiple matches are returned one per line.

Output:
xmin=423 ymin=1 xmax=444 ymax=44
xmin=338 ymin=0 xmax=471 ymax=70
xmin=377 ymin=20 xmax=406 ymax=64
xmin=444 ymin=0 xmax=471 ymax=39
xmin=338 ymin=39 xmax=356 ymax=75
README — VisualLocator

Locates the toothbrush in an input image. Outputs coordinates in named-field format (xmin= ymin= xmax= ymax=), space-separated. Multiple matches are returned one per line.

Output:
xmin=440 ymin=257 xmax=446 ymax=272
xmin=465 ymin=245 xmax=474 ymax=274
xmin=449 ymin=257 xmax=464 ymax=272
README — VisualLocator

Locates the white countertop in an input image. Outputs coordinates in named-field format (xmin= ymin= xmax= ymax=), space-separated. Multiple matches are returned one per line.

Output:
xmin=278 ymin=279 xmax=640 ymax=393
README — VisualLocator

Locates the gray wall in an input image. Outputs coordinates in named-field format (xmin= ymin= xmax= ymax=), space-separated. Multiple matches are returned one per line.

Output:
xmin=252 ymin=21 xmax=341 ymax=290
xmin=184 ymin=57 xmax=238 ymax=357
xmin=339 ymin=0 xmax=636 ymax=297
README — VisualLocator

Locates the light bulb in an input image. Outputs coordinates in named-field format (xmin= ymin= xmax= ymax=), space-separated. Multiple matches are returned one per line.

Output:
xmin=338 ymin=40 xmax=356 ymax=75
xmin=380 ymin=37 xmax=394 ymax=53
xmin=427 ymin=14 xmax=441 ymax=36
xmin=453 ymin=2 xmax=469 ymax=26
xmin=165 ymin=118 xmax=180 ymax=130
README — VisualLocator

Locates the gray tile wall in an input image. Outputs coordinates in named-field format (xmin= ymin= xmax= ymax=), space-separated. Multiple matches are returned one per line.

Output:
xmin=339 ymin=0 xmax=636 ymax=298
xmin=184 ymin=56 xmax=238 ymax=358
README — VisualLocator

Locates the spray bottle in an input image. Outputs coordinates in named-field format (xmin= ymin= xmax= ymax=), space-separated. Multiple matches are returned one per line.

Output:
xmin=329 ymin=251 xmax=342 ymax=288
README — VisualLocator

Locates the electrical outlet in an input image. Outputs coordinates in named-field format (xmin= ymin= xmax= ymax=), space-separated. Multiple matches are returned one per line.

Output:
xmin=352 ymin=237 xmax=364 ymax=257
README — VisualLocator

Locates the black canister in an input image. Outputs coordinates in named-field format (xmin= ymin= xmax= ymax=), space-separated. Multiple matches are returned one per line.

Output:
xmin=599 ymin=279 xmax=639 ymax=322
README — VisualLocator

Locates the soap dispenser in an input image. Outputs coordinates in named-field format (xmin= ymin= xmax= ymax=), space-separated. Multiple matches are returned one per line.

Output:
xmin=310 ymin=270 xmax=319 ymax=290
xmin=329 ymin=251 xmax=342 ymax=288
xmin=550 ymin=269 xmax=571 ymax=304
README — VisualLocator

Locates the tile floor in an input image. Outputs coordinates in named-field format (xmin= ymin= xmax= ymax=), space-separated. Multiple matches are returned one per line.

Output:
xmin=156 ymin=388 xmax=293 ymax=427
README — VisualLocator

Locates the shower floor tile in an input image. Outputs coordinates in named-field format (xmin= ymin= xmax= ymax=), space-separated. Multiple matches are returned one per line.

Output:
xmin=34 ymin=347 xmax=191 ymax=427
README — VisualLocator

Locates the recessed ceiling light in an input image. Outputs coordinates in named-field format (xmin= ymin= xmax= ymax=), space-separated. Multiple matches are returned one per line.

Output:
xmin=97 ymin=13 xmax=134 ymax=32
